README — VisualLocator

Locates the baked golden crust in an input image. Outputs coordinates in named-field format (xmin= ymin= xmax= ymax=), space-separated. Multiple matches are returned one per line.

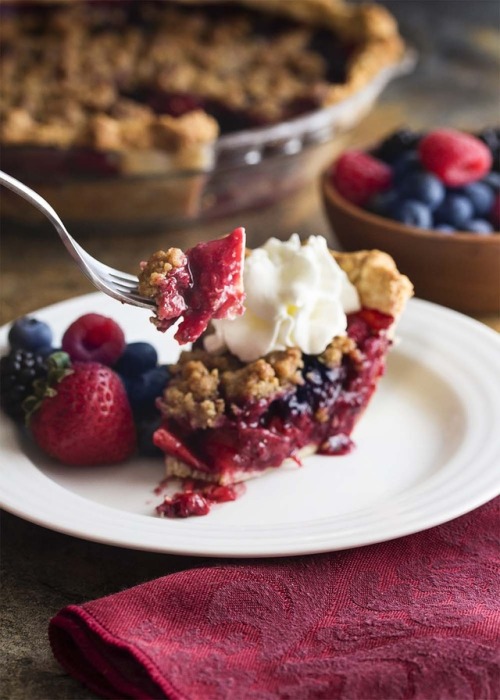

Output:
xmin=233 ymin=0 xmax=405 ymax=105
xmin=0 ymin=0 xmax=404 ymax=168
xmin=333 ymin=249 xmax=414 ymax=318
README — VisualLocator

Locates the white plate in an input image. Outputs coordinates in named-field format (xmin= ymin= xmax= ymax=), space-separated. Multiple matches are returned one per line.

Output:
xmin=1 ymin=294 xmax=499 ymax=557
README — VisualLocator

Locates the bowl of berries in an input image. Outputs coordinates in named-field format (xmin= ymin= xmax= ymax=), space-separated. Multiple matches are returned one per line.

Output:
xmin=322 ymin=127 xmax=500 ymax=315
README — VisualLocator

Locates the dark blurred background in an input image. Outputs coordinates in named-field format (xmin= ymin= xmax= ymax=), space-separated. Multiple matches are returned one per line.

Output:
xmin=354 ymin=0 xmax=499 ymax=132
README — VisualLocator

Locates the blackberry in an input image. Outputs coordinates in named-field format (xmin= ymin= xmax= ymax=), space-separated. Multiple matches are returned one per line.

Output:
xmin=372 ymin=128 xmax=422 ymax=164
xmin=0 ymin=349 xmax=48 ymax=422
xmin=476 ymin=128 xmax=500 ymax=171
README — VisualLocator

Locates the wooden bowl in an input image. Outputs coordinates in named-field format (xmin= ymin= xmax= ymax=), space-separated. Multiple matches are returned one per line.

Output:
xmin=321 ymin=172 xmax=500 ymax=315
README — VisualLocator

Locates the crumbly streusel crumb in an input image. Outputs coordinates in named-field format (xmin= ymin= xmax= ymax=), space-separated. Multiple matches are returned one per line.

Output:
xmin=333 ymin=249 xmax=413 ymax=318
xmin=222 ymin=358 xmax=280 ymax=403
xmin=221 ymin=347 xmax=304 ymax=402
xmin=0 ymin=1 xmax=403 ymax=158
xmin=319 ymin=335 xmax=359 ymax=368
xmin=160 ymin=360 xmax=225 ymax=429
xmin=159 ymin=346 xmax=307 ymax=427
xmin=265 ymin=348 xmax=304 ymax=385
xmin=138 ymin=248 xmax=187 ymax=298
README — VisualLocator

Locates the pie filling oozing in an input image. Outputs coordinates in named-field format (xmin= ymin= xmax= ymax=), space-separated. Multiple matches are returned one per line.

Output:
xmin=153 ymin=307 xmax=394 ymax=485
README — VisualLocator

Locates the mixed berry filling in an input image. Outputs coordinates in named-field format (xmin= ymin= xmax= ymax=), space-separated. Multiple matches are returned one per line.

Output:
xmin=156 ymin=481 xmax=245 ymax=518
xmin=153 ymin=308 xmax=394 ymax=482
xmin=138 ymin=227 xmax=246 ymax=344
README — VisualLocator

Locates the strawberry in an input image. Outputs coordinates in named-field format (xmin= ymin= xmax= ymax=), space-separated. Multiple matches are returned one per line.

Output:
xmin=25 ymin=353 xmax=136 ymax=466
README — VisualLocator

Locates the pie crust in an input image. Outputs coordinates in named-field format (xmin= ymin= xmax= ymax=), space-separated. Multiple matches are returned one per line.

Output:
xmin=0 ymin=0 xmax=405 ymax=172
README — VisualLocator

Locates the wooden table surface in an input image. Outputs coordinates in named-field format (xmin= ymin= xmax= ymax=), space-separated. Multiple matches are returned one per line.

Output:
xmin=1 ymin=2 xmax=499 ymax=698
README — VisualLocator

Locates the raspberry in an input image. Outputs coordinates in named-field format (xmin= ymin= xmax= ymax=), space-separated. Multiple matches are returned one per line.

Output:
xmin=331 ymin=151 xmax=392 ymax=206
xmin=61 ymin=313 xmax=125 ymax=365
xmin=418 ymin=129 xmax=492 ymax=187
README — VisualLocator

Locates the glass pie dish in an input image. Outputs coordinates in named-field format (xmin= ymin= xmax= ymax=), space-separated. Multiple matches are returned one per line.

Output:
xmin=0 ymin=0 xmax=415 ymax=234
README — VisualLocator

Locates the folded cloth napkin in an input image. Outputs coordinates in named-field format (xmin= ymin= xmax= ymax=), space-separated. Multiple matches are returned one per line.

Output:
xmin=49 ymin=497 xmax=500 ymax=700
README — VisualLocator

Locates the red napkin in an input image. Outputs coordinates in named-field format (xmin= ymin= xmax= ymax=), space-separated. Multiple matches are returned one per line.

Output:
xmin=49 ymin=498 xmax=500 ymax=700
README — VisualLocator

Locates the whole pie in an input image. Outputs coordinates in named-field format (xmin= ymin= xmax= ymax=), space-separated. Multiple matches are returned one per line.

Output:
xmin=138 ymin=232 xmax=413 ymax=487
xmin=0 ymin=0 xmax=404 ymax=175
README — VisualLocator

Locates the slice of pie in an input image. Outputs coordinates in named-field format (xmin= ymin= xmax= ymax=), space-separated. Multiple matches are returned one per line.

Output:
xmin=140 ymin=233 xmax=413 ymax=486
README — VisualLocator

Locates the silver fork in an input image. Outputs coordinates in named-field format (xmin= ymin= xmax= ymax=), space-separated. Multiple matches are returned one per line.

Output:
xmin=0 ymin=170 xmax=155 ymax=309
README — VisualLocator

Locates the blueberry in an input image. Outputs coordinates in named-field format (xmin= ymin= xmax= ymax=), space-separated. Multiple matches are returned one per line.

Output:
xmin=122 ymin=365 xmax=170 ymax=413
xmin=435 ymin=224 xmax=456 ymax=233
xmin=434 ymin=194 xmax=474 ymax=230
xmin=399 ymin=172 xmax=445 ymax=210
xmin=458 ymin=182 xmax=494 ymax=217
xmin=392 ymin=152 xmax=422 ymax=181
xmin=367 ymin=189 xmax=399 ymax=216
xmin=482 ymin=172 xmax=500 ymax=191
xmin=8 ymin=316 xmax=53 ymax=352
xmin=114 ymin=342 xmax=158 ymax=377
xmin=468 ymin=219 xmax=494 ymax=234
xmin=372 ymin=129 xmax=421 ymax=164
xmin=392 ymin=200 xmax=433 ymax=228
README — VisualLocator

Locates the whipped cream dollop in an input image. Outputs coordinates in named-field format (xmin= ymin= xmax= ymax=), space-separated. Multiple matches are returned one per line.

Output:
xmin=204 ymin=234 xmax=361 ymax=362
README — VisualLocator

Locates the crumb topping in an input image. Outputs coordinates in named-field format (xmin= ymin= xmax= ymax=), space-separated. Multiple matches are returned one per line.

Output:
xmin=0 ymin=0 xmax=403 ymax=157
xmin=222 ymin=349 xmax=304 ymax=404
xmin=162 ymin=359 xmax=225 ymax=429
xmin=138 ymin=248 xmax=187 ymax=299
xmin=158 ymin=337 xmax=362 ymax=429
xmin=319 ymin=335 xmax=359 ymax=368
